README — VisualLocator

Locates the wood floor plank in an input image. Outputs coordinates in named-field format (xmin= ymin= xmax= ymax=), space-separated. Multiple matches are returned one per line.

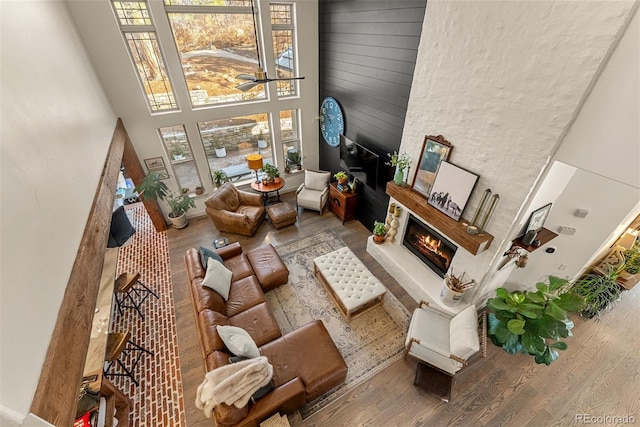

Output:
xmin=165 ymin=191 xmax=640 ymax=427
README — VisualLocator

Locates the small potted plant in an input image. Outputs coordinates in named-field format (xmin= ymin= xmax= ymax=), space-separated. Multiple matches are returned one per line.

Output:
xmin=181 ymin=187 xmax=189 ymax=194
xmin=171 ymin=143 xmax=187 ymax=161
xmin=334 ymin=171 xmax=348 ymax=185
xmin=261 ymin=163 xmax=280 ymax=184
xmin=386 ymin=151 xmax=412 ymax=185
xmin=211 ymin=170 xmax=228 ymax=188
xmin=373 ymin=221 xmax=387 ymax=244
xmin=289 ymin=150 xmax=302 ymax=170
xmin=195 ymin=186 xmax=204 ymax=195
xmin=257 ymin=129 xmax=268 ymax=149
xmin=213 ymin=137 xmax=226 ymax=158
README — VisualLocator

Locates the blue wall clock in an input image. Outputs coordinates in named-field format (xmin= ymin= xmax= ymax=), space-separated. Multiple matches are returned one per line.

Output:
xmin=320 ymin=97 xmax=344 ymax=147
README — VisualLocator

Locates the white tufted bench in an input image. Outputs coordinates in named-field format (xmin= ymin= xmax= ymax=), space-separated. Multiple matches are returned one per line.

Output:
xmin=313 ymin=246 xmax=387 ymax=321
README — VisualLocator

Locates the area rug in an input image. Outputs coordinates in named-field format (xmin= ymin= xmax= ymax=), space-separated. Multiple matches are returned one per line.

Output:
xmin=267 ymin=231 xmax=411 ymax=419
xmin=111 ymin=204 xmax=186 ymax=426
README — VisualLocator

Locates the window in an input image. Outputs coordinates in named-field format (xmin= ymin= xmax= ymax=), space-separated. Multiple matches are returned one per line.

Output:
xmin=280 ymin=109 xmax=301 ymax=171
xmin=111 ymin=1 xmax=177 ymax=112
xmin=165 ymin=4 xmax=265 ymax=106
xmin=158 ymin=125 xmax=203 ymax=191
xmin=270 ymin=3 xmax=297 ymax=97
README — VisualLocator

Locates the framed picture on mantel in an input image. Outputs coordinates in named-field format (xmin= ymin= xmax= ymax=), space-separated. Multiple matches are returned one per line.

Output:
xmin=427 ymin=161 xmax=478 ymax=221
xmin=412 ymin=135 xmax=453 ymax=199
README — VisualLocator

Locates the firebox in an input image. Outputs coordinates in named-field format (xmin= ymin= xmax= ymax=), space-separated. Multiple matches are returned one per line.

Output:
xmin=402 ymin=214 xmax=457 ymax=277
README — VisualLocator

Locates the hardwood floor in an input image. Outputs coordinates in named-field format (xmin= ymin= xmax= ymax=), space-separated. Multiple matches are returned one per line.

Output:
xmin=167 ymin=192 xmax=640 ymax=427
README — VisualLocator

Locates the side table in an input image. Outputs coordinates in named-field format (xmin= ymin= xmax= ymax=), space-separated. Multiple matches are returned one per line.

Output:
xmin=414 ymin=362 xmax=454 ymax=402
xmin=329 ymin=182 xmax=358 ymax=224
xmin=251 ymin=178 xmax=285 ymax=205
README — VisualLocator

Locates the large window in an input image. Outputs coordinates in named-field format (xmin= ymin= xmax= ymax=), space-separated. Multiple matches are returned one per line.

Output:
xmin=165 ymin=3 xmax=265 ymax=106
xmin=158 ymin=125 xmax=203 ymax=191
xmin=270 ymin=3 xmax=298 ymax=97
xmin=198 ymin=114 xmax=273 ymax=182
xmin=280 ymin=109 xmax=302 ymax=171
xmin=111 ymin=1 xmax=177 ymax=112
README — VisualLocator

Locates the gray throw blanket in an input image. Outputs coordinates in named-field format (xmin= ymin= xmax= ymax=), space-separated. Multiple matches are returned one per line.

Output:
xmin=196 ymin=356 xmax=273 ymax=417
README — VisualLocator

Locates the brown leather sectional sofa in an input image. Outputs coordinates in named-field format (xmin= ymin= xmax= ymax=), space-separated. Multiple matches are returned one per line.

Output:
xmin=185 ymin=242 xmax=348 ymax=426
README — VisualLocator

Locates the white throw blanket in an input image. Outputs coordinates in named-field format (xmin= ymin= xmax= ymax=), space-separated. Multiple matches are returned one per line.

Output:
xmin=195 ymin=356 xmax=274 ymax=417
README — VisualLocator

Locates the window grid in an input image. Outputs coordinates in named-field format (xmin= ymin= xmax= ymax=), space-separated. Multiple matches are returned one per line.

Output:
xmin=113 ymin=1 xmax=153 ymax=26
xmin=270 ymin=4 xmax=297 ymax=97
xmin=158 ymin=125 xmax=203 ymax=191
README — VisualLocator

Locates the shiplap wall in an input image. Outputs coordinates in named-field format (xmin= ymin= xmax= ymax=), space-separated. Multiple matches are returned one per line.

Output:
xmin=319 ymin=0 xmax=426 ymax=229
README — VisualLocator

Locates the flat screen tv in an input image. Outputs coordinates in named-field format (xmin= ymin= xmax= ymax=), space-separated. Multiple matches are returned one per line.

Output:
xmin=339 ymin=135 xmax=379 ymax=190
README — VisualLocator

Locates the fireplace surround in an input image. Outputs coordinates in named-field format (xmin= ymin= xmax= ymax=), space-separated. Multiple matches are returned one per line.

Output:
xmin=403 ymin=214 xmax=457 ymax=278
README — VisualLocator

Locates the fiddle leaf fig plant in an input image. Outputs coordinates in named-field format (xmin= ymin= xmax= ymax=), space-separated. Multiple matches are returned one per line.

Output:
xmin=487 ymin=276 xmax=585 ymax=365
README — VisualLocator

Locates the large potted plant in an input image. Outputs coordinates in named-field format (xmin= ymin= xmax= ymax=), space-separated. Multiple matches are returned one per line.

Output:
xmin=487 ymin=276 xmax=584 ymax=365
xmin=134 ymin=172 xmax=195 ymax=229
xmin=166 ymin=192 xmax=196 ymax=229
xmin=571 ymin=267 xmax=622 ymax=318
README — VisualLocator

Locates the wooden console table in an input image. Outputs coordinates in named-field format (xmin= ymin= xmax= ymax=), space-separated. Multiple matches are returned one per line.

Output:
xmin=329 ymin=182 xmax=358 ymax=224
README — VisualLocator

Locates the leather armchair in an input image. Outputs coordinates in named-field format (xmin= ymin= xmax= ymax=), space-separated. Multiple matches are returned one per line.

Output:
xmin=295 ymin=170 xmax=331 ymax=215
xmin=205 ymin=182 xmax=265 ymax=236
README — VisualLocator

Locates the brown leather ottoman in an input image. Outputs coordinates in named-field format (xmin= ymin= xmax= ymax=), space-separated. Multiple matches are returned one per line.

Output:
xmin=246 ymin=244 xmax=289 ymax=292
xmin=266 ymin=203 xmax=297 ymax=229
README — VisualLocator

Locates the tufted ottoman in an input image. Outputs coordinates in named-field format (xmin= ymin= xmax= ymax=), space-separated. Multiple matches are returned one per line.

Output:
xmin=313 ymin=246 xmax=387 ymax=321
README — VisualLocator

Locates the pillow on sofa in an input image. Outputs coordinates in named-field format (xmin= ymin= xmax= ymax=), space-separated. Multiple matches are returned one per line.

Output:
xmin=202 ymin=257 xmax=233 ymax=300
xmin=199 ymin=246 xmax=224 ymax=269
xmin=216 ymin=325 xmax=260 ymax=359
xmin=304 ymin=170 xmax=331 ymax=191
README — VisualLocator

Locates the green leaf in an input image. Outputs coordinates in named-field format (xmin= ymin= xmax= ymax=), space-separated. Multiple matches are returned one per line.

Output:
xmin=555 ymin=293 xmax=585 ymax=312
xmin=536 ymin=282 xmax=548 ymax=292
xmin=519 ymin=310 xmax=538 ymax=319
xmin=495 ymin=288 xmax=510 ymax=300
xmin=546 ymin=301 xmax=567 ymax=321
xmin=519 ymin=302 xmax=545 ymax=312
xmin=535 ymin=347 xmax=559 ymax=365
xmin=527 ymin=291 xmax=546 ymax=303
xmin=511 ymin=293 xmax=526 ymax=304
xmin=548 ymin=275 xmax=569 ymax=291
xmin=507 ymin=319 xmax=526 ymax=335
xmin=488 ymin=299 xmax=511 ymax=311
xmin=549 ymin=341 xmax=568 ymax=350
xmin=521 ymin=330 xmax=546 ymax=355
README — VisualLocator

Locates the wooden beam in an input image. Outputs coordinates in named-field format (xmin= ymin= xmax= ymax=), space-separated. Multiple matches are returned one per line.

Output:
xmin=121 ymin=129 xmax=168 ymax=232
xmin=30 ymin=119 xmax=127 ymax=426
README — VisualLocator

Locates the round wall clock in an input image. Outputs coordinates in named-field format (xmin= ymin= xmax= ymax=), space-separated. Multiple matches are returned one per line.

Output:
xmin=320 ymin=97 xmax=344 ymax=147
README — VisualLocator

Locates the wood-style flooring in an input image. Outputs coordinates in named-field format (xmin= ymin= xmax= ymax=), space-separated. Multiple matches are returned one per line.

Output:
xmin=167 ymin=192 xmax=640 ymax=427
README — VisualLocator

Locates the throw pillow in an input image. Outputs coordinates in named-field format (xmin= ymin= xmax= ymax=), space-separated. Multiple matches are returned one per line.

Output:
xmin=199 ymin=246 xmax=224 ymax=269
xmin=202 ymin=257 xmax=233 ymax=300
xmin=216 ymin=325 xmax=260 ymax=359
xmin=304 ymin=170 xmax=330 ymax=191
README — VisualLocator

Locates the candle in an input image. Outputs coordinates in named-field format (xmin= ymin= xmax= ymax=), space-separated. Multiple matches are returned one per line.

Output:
xmin=471 ymin=189 xmax=491 ymax=226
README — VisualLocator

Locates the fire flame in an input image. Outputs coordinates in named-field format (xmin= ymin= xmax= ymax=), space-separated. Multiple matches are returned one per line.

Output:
xmin=417 ymin=234 xmax=452 ymax=267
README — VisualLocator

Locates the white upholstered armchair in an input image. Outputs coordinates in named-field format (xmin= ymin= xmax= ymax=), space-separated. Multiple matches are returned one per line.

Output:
xmin=405 ymin=301 xmax=484 ymax=376
xmin=296 ymin=169 xmax=331 ymax=215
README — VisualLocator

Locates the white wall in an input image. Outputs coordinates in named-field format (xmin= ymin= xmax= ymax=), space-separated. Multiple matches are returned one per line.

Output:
xmin=399 ymin=1 xmax=636 ymax=301
xmin=67 ymin=0 xmax=319 ymax=218
xmin=0 ymin=1 xmax=116 ymax=422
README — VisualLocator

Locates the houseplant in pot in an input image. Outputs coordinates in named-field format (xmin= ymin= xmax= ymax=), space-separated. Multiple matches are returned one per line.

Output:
xmin=213 ymin=137 xmax=226 ymax=158
xmin=166 ymin=192 xmax=196 ymax=229
xmin=261 ymin=163 xmax=280 ymax=184
xmin=257 ymin=129 xmax=268 ymax=149
xmin=571 ymin=267 xmax=622 ymax=318
xmin=334 ymin=171 xmax=348 ymax=186
xmin=373 ymin=221 xmax=387 ymax=244
xmin=211 ymin=169 xmax=228 ymax=189
xmin=487 ymin=276 xmax=584 ymax=365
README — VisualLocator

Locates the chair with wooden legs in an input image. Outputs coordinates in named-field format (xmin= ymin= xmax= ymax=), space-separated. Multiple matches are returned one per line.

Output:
xmin=103 ymin=332 xmax=153 ymax=387
xmin=113 ymin=272 xmax=159 ymax=320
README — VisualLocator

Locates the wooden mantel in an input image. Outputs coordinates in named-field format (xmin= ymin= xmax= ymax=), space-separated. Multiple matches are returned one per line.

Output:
xmin=386 ymin=182 xmax=494 ymax=255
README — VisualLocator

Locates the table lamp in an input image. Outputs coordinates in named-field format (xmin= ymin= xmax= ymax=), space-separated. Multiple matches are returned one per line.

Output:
xmin=247 ymin=154 xmax=263 ymax=183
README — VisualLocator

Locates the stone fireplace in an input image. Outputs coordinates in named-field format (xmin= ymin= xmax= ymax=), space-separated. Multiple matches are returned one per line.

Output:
xmin=402 ymin=214 xmax=457 ymax=278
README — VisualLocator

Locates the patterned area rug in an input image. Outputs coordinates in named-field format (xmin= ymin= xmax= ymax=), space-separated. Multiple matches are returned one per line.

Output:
xmin=111 ymin=204 xmax=186 ymax=426
xmin=268 ymin=231 xmax=411 ymax=419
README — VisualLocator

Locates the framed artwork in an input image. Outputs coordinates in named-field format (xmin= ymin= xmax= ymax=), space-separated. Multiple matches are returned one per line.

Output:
xmin=149 ymin=167 xmax=170 ymax=180
xmin=144 ymin=157 xmax=165 ymax=170
xmin=411 ymin=135 xmax=453 ymax=199
xmin=428 ymin=161 xmax=478 ymax=221
xmin=526 ymin=203 xmax=552 ymax=232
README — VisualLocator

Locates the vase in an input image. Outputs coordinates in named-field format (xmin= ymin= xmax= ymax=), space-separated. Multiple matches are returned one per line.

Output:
xmin=394 ymin=167 xmax=404 ymax=185
xmin=440 ymin=284 xmax=464 ymax=306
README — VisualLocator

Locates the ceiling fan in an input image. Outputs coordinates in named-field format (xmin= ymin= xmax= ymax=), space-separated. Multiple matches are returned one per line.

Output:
xmin=235 ymin=0 xmax=305 ymax=92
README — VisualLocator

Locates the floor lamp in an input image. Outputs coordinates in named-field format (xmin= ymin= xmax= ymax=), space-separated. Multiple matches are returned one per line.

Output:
xmin=247 ymin=154 xmax=263 ymax=183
